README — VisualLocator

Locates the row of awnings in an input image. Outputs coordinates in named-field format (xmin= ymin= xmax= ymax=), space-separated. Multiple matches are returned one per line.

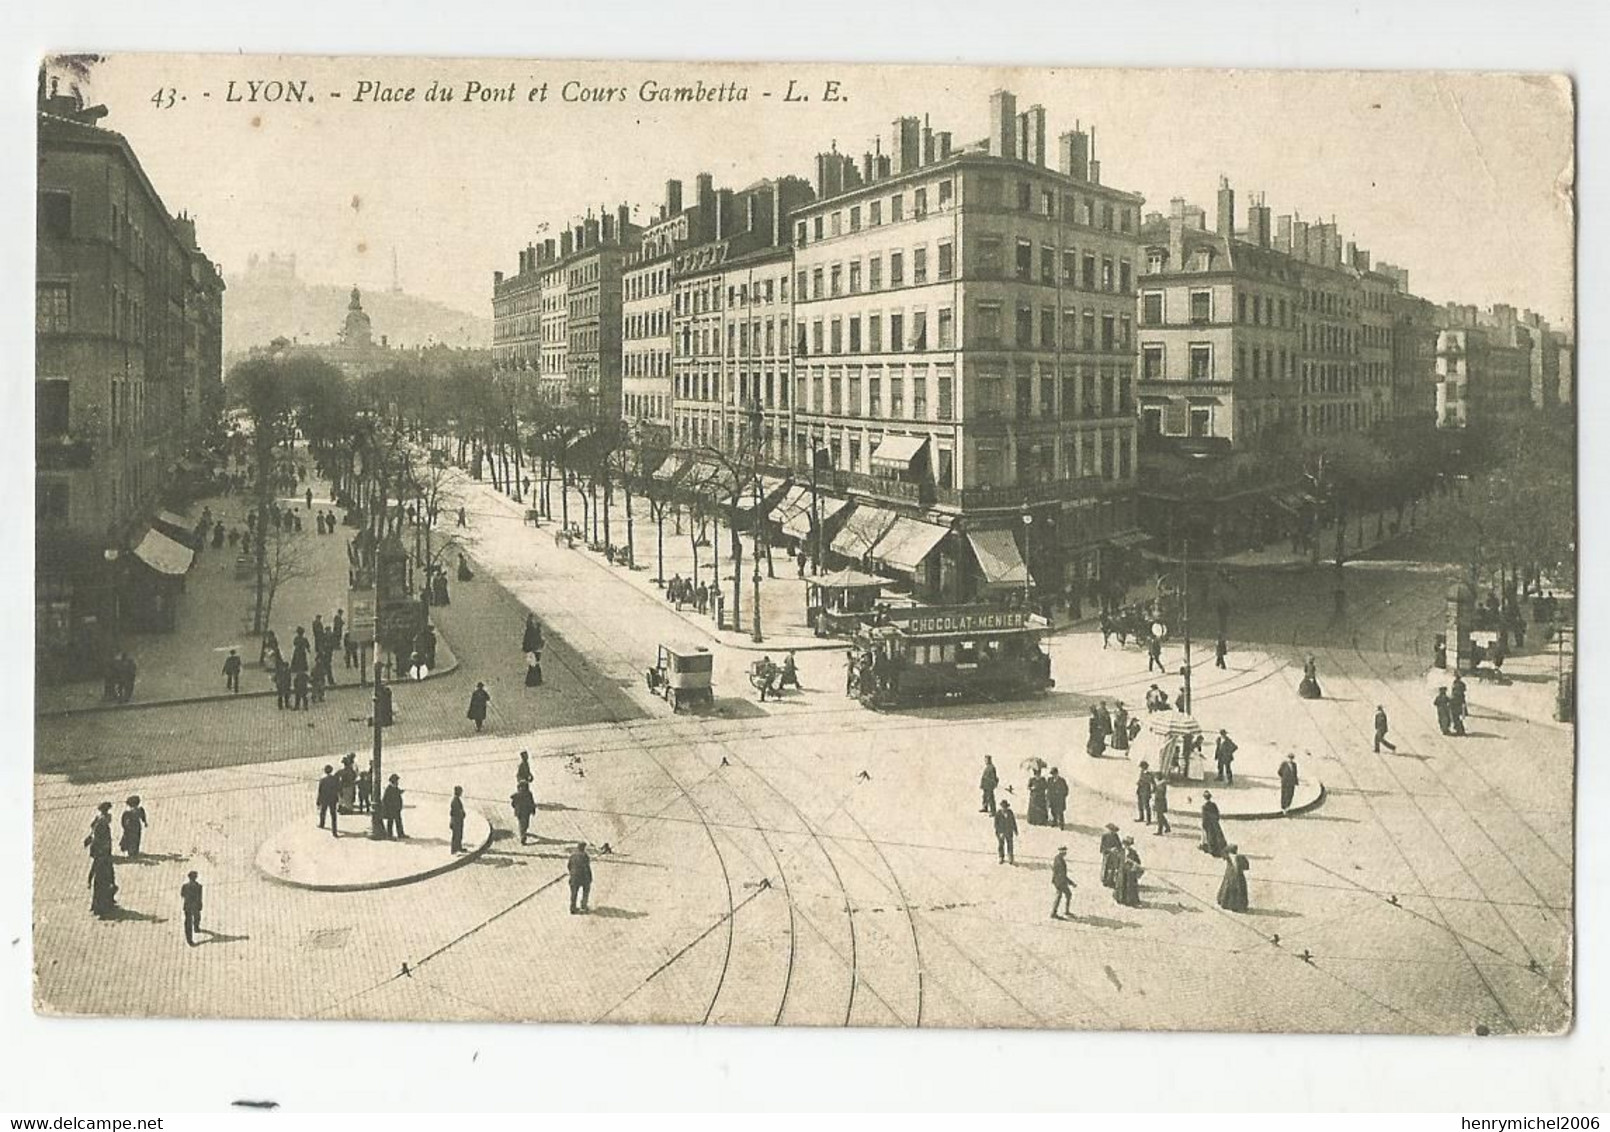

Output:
xmin=776 ymin=485 xmax=849 ymax=541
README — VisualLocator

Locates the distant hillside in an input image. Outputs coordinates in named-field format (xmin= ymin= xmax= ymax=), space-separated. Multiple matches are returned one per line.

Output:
xmin=223 ymin=258 xmax=489 ymax=356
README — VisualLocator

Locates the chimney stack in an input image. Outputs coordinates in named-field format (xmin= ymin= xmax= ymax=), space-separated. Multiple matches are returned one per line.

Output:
xmin=715 ymin=188 xmax=735 ymax=240
xmin=1168 ymin=213 xmax=1185 ymax=273
xmin=666 ymin=179 xmax=683 ymax=217
xmin=1275 ymin=214 xmax=1292 ymax=253
xmin=618 ymin=203 xmax=632 ymax=238
xmin=1291 ymin=219 xmax=1309 ymax=262
xmin=1216 ymin=176 xmax=1235 ymax=238
xmin=1249 ymin=196 xmax=1272 ymax=248
xmin=989 ymin=89 xmax=1018 ymax=158
xmin=561 ymin=229 xmax=574 ymax=257
xmin=1087 ymin=127 xmax=1100 ymax=184
xmin=773 ymin=180 xmax=785 ymax=247
xmin=1058 ymin=129 xmax=1090 ymax=181
xmin=1017 ymin=104 xmax=1046 ymax=166
xmin=936 ymin=131 xmax=952 ymax=160
xmin=893 ymin=116 xmax=921 ymax=174
xmin=921 ymin=115 xmax=935 ymax=166
xmin=601 ymin=212 xmax=615 ymax=242
xmin=494 ymin=270 xmax=504 ymax=286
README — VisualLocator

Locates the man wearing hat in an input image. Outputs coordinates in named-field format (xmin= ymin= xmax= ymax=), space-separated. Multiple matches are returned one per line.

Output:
xmin=1214 ymin=729 xmax=1237 ymax=783
xmin=1050 ymin=846 xmax=1075 ymax=919
xmin=381 ymin=774 xmax=406 ymax=839
xmin=992 ymin=799 xmax=1019 ymax=864
xmin=1046 ymin=767 xmax=1069 ymax=830
xmin=180 ymin=870 xmax=204 ymax=945
xmin=1099 ymin=823 xmax=1123 ymax=888
xmin=316 ymin=765 xmax=341 ymax=836
xmin=1278 ymin=753 xmax=1301 ymax=814
xmin=1135 ymin=762 xmax=1155 ymax=824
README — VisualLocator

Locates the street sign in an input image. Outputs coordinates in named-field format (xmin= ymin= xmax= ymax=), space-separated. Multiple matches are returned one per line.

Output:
xmin=347 ymin=588 xmax=377 ymax=645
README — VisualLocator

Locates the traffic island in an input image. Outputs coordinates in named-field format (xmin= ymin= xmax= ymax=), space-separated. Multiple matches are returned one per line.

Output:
xmin=254 ymin=801 xmax=493 ymax=891
xmin=1064 ymin=737 xmax=1324 ymax=822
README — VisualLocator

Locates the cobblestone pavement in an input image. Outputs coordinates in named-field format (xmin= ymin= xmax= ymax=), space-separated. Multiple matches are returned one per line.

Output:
xmin=33 ymin=467 xmax=1573 ymax=1033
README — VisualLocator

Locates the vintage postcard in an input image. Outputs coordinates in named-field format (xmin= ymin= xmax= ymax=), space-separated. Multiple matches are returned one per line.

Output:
xmin=33 ymin=54 xmax=1574 ymax=1033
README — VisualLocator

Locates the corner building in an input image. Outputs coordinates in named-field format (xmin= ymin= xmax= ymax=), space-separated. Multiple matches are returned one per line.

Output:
xmin=788 ymin=92 xmax=1144 ymax=608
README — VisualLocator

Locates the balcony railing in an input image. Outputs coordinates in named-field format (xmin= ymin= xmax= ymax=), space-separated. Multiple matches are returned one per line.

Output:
xmin=932 ymin=477 xmax=1117 ymax=511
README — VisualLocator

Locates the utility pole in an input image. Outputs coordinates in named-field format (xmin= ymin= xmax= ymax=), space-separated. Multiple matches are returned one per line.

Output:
xmin=1181 ymin=535 xmax=1193 ymax=715
xmin=369 ymin=660 xmax=386 ymax=839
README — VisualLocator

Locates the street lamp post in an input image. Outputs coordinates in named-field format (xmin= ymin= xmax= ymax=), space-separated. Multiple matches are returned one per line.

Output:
xmin=1181 ymin=535 xmax=1193 ymax=715
xmin=369 ymin=660 xmax=387 ymax=839
xmin=1021 ymin=511 xmax=1034 ymax=605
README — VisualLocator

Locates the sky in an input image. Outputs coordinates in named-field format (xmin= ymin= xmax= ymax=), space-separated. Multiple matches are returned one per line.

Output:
xmin=58 ymin=55 xmax=1575 ymax=327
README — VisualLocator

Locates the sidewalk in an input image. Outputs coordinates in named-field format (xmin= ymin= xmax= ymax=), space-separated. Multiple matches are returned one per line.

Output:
xmin=472 ymin=475 xmax=839 ymax=653
xmin=36 ymin=455 xmax=458 ymax=716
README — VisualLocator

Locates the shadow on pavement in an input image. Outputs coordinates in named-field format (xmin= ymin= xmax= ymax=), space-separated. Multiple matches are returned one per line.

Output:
xmin=588 ymin=906 xmax=648 ymax=920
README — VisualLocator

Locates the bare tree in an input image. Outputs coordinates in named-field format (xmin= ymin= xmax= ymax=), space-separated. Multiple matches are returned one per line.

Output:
xmin=257 ymin=519 xmax=315 ymax=635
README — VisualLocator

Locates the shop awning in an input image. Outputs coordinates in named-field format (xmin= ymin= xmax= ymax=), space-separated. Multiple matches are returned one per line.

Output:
xmin=812 ymin=568 xmax=887 ymax=590
xmin=652 ymin=455 xmax=688 ymax=482
xmin=781 ymin=492 xmax=848 ymax=541
xmin=736 ymin=476 xmax=789 ymax=516
xmin=152 ymin=510 xmax=201 ymax=549
xmin=870 ymin=433 xmax=930 ymax=471
xmin=967 ymin=528 xmax=1029 ymax=586
xmin=131 ymin=527 xmax=195 ymax=576
xmin=830 ymin=505 xmax=899 ymax=559
xmin=872 ymin=516 xmax=950 ymax=573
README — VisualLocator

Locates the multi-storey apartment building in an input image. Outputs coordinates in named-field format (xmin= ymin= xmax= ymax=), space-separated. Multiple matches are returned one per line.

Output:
xmin=623 ymin=177 xmax=712 ymax=432
xmin=37 ymin=85 xmax=224 ymax=678
xmin=1136 ymin=184 xmax=1301 ymax=449
xmin=1435 ymin=306 xmax=1534 ymax=429
xmin=538 ymin=239 xmax=570 ymax=403
xmin=787 ymin=92 xmax=1144 ymax=605
xmin=1379 ymin=269 xmax=1440 ymax=426
xmin=669 ymin=177 xmax=812 ymax=462
xmin=491 ymin=243 xmax=544 ymax=372
xmin=565 ymin=205 xmax=641 ymax=417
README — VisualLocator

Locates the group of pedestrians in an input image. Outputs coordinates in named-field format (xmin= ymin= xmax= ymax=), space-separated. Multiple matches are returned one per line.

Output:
xmin=264 ymin=621 xmax=341 ymax=711
xmin=665 ymin=574 xmax=723 ymax=626
xmin=1085 ymin=701 xmax=1137 ymax=757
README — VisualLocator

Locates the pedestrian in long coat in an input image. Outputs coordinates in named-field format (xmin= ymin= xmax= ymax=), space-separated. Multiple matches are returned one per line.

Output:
xmin=449 ymin=787 xmax=467 ymax=854
xmin=467 ymin=682 xmax=491 ymax=731
xmin=222 ymin=649 xmax=242 ymax=694
xmin=1099 ymin=823 xmax=1122 ymax=888
xmin=510 ymin=782 xmax=538 ymax=845
xmin=119 ymin=795 xmax=147 ymax=858
xmin=1026 ymin=768 xmax=1050 ymax=826
xmin=317 ymin=765 xmax=341 ymax=836
xmin=180 ymin=871 xmax=204 ymax=945
xmin=1278 ymin=754 xmax=1300 ymax=813
xmin=1046 ymin=768 xmax=1069 ymax=830
xmin=290 ymin=629 xmax=310 ymax=674
xmin=1050 ymin=846 xmax=1075 ymax=919
xmin=1447 ymin=681 xmax=1468 ymax=735
xmin=381 ymin=775 xmax=406 ymax=839
xmin=517 ymin=751 xmax=534 ymax=788
xmin=522 ymin=614 xmax=543 ymax=656
xmin=993 ymin=801 xmax=1018 ymax=864
xmin=1198 ymin=790 xmax=1228 ymax=857
xmin=1214 ymin=729 xmax=1237 ymax=783
xmin=978 ymin=756 xmax=998 ymax=814
xmin=1373 ymin=706 xmax=1397 ymax=752
xmin=1434 ymin=688 xmax=1453 ymax=734
xmin=525 ymin=649 xmax=544 ymax=687
xmin=567 ymin=842 xmax=593 ymax=914
xmin=338 ymin=753 xmax=358 ymax=812
xmin=1135 ymin=762 xmax=1155 ymax=823
xmin=1152 ymin=777 xmax=1171 ymax=835
xmin=1217 ymin=844 xmax=1250 ymax=912
xmin=1113 ymin=838 xmax=1143 ymax=907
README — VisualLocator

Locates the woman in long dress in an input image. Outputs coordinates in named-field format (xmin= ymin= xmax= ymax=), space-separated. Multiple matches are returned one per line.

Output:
xmin=1086 ymin=713 xmax=1106 ymax=758
xmin=1113 ymin=838 xmax=1144 ymax=907
xmin=1198 ymin=790 xmax=1228 ymax=858
xmin=118 ymin=796 xmax=147 ymax=858
xmin=525 ymin=649 xmax=544 ymax=688
xmin=1110 ymin=705 xmax=1130 ymax=752
xmin=1026 ymin=769 xmax=1050 ymax=826
xmin=1217 ymin=843 xmax=1250 ymax=912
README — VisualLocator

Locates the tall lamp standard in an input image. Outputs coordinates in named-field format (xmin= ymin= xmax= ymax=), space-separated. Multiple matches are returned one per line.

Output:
xmin=747 ymin=401 xmax=764 ymax=643
xmin=1021 ymin=511 xmax=1034 ymax=605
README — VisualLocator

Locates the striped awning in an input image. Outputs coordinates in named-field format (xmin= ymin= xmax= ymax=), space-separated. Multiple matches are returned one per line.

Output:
xmin=830 ymin=505 xmax=899 ymax=559
xmin=780 ymin=492 xmax=848 ymax=541
xmin=131 ymin=527 xmax=195 ymax=576
xmin=967 ymin=529 xmax=1029 ymax=586
xmin=872 ymin=516 xmax=950 ymax=573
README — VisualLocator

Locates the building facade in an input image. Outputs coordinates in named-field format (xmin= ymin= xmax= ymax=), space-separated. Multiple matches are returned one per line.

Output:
xmin=491 ymin=244 xmax=544 ymax=372
xmin=785 ymin=92 xmax=1144 ymax=604
xmin=564 ymin=206 xmax=641 ymax=417
xmin=1435 ymin=311 xmax=1533 ymax=429
xmin=36 ymin=87 xmax=225 ymax=677
xmin=669 ymin=176 xmax=812 ymax=461
xmin=624 ymin=177 xmax=711 ymax=432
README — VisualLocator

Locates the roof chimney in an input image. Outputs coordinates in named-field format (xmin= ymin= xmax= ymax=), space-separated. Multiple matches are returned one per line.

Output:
xmin=1058 ymin=129 xmax=1089 ymax=181
xmin=1018 ymin=105 xmax=1046 ymax=166
xmin=893 ymin=116 xmax=921 ymax=174
xmin=666 ymin=179 xmax=683 ymax=216
xmin=921 ymin=115 xmax=935 ymax=166
xmin=618 ymin=202 xmax=632 ymax=238
xmin=1216 ymin=176 xmax=1235 ymax=238
xmin=936 ymin=131 xmax=952 ymax=160
xmin=989 ymin=89 xmax=1017 ymax=158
